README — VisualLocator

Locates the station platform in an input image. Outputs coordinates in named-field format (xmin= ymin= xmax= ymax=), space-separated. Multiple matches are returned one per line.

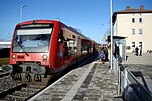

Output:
xmin=29 ymin=62 xmax=121 ymax=101
xmin=123 ymin=53 xmax=152 ymax=65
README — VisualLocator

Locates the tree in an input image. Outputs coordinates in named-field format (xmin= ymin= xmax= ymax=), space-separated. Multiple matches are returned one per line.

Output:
xmin=102 ymin=22 xmax=110 ymax=42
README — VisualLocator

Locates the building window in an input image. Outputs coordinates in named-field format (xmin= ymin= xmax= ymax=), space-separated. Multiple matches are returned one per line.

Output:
xmin=139 ymin=18 xmax=142 ymax=23
xmin=132 ymin=42 xmax=135 ymax=47
xmin=132 ymin=18 xmax=135 ymax=23
xmin=139 ymin=42 xmax=142 ymax=47
xmin=132 ymin=42 xmax=135 ymax=52
xmin=139 ymin=29 xmax=142 ymax=34
xmin=132 ymin=29 xmax=135 ymax=34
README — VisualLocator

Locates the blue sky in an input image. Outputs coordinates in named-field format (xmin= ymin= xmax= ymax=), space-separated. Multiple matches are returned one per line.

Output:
xmin=0 ymin=0 xmax=152 ymax=43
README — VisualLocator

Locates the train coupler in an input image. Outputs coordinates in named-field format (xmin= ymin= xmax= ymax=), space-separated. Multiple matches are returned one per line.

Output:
xmin=25 ymin=66 xmax=32 ymax=82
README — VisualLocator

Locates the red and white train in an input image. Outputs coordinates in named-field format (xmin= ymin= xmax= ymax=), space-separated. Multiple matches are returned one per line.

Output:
xmin=3 ymin=20 xmax=98 ymax=77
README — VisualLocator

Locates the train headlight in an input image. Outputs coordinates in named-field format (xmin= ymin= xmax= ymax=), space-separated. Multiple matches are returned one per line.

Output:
xmin=12 ymin=54 xmax=16 ymax=60
xmin=42 ymin=54 xmax=47 ymax=61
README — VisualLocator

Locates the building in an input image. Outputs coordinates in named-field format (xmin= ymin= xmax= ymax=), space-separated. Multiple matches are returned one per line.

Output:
xmin=113 ymin=6 xmax=152 ymax=53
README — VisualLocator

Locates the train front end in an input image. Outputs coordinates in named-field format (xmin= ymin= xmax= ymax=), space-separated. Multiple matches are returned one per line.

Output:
xmin=3 ymin=20 xmax=59 ymax=75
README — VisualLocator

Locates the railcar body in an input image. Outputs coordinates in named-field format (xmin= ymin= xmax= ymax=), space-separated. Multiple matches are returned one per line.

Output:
xmin=0 ymin=48 xmax=10 ymax=66
xmin=6 ymin=20 xmax=97 ymax=75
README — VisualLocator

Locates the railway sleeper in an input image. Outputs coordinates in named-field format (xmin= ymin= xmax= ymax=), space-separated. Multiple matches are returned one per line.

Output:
xmin=27 ymin=84 xmax=45 ymax=89
xmin=13 ymin=91 xmax=34 ymax=97
xmin=0 ymin=72 xmax=10 ymax=78
xmin=5 ymin=94 xmax=27 ymax=101
xmin=0 ymin=83 xmax=23 ymax=99
xmin=20 ymin=88 xmax=40 ymax=93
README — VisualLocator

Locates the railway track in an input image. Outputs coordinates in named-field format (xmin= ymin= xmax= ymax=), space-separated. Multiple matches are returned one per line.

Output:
xmin=0 ymin=67 xmax=72 ymax=101
xmin=0 ymin=66 xmax=78 ymax=100
xmin=4 ymin=84 xmax=45 ymax=101
xmin=0 ymin=72 xmax=48 ymax=101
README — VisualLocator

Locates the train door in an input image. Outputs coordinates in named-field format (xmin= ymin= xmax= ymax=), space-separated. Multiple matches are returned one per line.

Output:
xmin=56 ymin=29 xmax=64 ymax=66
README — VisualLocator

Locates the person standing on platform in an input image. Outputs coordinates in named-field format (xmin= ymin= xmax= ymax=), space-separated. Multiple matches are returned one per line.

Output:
xmin=100 ymin=49 xmax=106 ymax=64
xmin=135 ymin=47 xmax=139 ymax=56
xmin=103 ymin=44 xmax=108 ymax=61
xmin=139 ymin=46 xmax=142 ymax=56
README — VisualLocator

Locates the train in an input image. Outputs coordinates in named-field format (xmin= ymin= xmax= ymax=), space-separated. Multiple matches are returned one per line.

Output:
xmin=0 ymin=48 xmax=10 ymax=67
xmin=2 ymin=19 xmax=98 ymax=82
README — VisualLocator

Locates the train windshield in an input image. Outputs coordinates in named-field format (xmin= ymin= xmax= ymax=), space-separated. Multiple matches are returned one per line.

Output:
xmin=12 ymin=24 xmax=53 ymax=53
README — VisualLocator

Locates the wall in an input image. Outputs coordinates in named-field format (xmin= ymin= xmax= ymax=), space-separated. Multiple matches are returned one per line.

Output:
xmin=114 ymin=13 xmax=152 ymax=53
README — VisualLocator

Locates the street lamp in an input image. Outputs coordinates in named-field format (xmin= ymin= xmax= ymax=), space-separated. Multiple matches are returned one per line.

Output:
xmin=110 ymin=0 xmax=113 ymax=70
xmin=20 ymin=5 xmax=26 ymax=22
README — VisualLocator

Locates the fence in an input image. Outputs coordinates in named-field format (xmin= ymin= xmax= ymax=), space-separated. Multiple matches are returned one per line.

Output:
xmin=118 ymin=64 xmax=152 ymax=101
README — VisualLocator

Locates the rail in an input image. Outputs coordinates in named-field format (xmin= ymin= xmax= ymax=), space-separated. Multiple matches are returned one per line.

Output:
xmin=117 ymin=64 xmax=152 ymax=101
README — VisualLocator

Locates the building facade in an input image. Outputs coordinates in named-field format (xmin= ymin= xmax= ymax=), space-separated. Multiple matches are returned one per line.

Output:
xmin=113 ymin=6 xmax=152 ymax=53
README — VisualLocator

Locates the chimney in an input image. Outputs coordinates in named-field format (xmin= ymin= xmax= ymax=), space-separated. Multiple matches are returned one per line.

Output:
xmin=126 ymin=6 xmax=130 ymax=10
xmin=140 ymin=6 xmax=144 ymax=10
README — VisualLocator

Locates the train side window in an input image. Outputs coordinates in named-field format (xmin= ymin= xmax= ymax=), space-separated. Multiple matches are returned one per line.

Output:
xmin=61 ymin=28 xmax=78 ymax=56
xmin=58 ymin=29 xmax=63 ymax=43
xmin=67 ymin=40 xmax=76 ymax=55
xmin=64 ymin=38 xmax=77 ymax=56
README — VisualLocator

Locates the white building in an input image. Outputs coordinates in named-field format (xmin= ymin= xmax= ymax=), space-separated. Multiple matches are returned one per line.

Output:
xmin=113 ymin=6 xmax=152 ymax=53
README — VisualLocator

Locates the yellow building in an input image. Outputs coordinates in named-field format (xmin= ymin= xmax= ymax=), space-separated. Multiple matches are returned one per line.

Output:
xmin=113 ymin=6 xmax=152 ymax=53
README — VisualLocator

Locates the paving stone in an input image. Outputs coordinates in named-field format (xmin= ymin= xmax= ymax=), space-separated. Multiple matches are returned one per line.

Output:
xmin=29 ymin=62 xmax=119 ymax=101
xmin=50 ymin=98 xmax=62 ymax=101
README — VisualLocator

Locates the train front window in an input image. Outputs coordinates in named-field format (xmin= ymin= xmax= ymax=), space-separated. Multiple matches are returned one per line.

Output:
xmin=12 ymin=24 xmax=53 ymax=53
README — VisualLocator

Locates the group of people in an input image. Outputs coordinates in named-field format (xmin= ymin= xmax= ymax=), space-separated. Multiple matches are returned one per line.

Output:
xmin=99 ymin=44 xmax=121 ymax=64
xmin=99 ymin=45 xmax=108 ymax=64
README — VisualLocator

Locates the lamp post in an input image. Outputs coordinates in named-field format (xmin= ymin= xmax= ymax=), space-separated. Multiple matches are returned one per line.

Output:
xmin=110 ymin=0 xmax=113 ymax=70
xmin=20 ymin=5 xmax=26 ymax=22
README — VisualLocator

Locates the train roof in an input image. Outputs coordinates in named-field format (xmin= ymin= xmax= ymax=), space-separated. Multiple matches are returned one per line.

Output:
xmin=16 ymin=20 xmax=95 ymax=43
xmin=59 ymin=22 xmax=93 ymax=41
